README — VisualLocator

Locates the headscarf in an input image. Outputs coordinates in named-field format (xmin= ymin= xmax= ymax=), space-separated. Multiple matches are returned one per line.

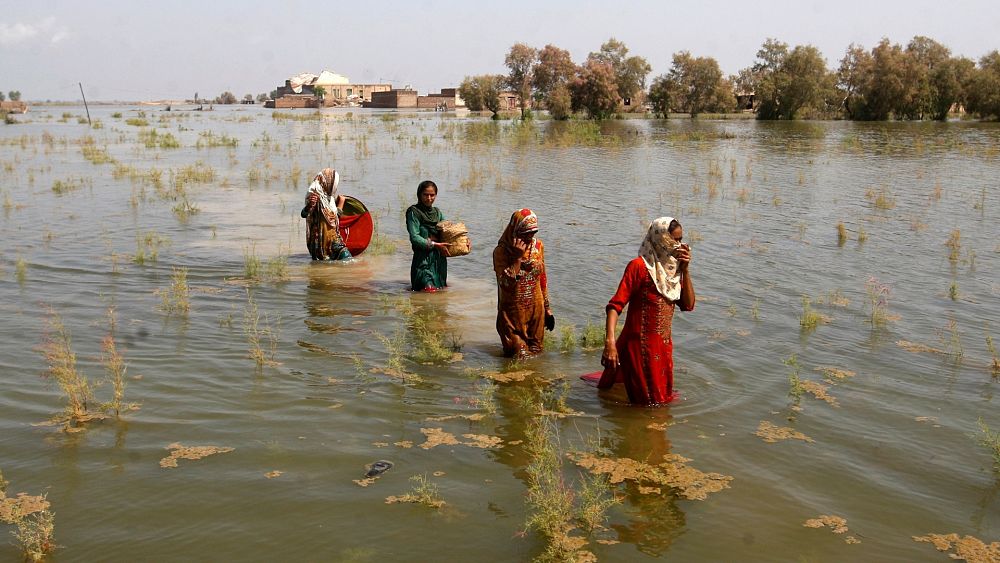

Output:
xmin=407 ymin=201 xmax=443 ymax=235
xmin=639 ymin=217 xmax=682 ymax=301
xmin=497 ymin=208 xmax=538 ymax=252
xmin=305 ymin=168 xmax=340 ymax=226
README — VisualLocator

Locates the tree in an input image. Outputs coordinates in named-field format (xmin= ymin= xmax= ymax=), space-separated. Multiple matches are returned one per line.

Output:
xmin=7 ymin=91 xmax=19 ymax=101
xmin=966 ymin=51 xmax=1000 ymax=120
xmin=752 ymin=39 xmax=838 ymax=119
xmin=458 ymin=75 xmax=503 ymax=116
xmin=313 ymin=86 xmax=326 ymax=100
xmin=243 ymin=93 xmax=254 ymax=103
xmin=588 ymin=38 xmax=651 ymax=105
xmin=838 ymin=44 xmax=873 ymax=119
xmin=546 ymin=83 xmax=573 ymax=120
xmin=214 ymin=91 xmax=237 ymax=104
xmin=653 ymin=51 xmax=735 ymax=117
xmin=0 ymin=91 xmax=5 ymax=102
xmin=504 ymin=43 xmax=538 ymax=118
xmin=570 ymin=60 xmax=619 ymax=120
xmin=929 ymin=56 xmax=975 ymax=120
xmin=256 ymin=92 xmax=269 ymax=103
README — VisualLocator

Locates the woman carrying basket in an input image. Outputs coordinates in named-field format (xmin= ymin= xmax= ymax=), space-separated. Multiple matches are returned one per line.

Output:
xmin=405 ymin=180 xmax=449 ymax=292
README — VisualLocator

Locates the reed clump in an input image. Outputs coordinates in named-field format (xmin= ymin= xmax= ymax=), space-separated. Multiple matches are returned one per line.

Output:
xmin=407 ymin=306 xmax=460 ymax=364
xmin=975 ymin=418 xmax=1000 ymax=471
xmin=946 ymin=229 xmax=961 ymax=263
xmin=865 ymin=277 xmax=891 ymax=328
xmin=559 ymin=325 xmax=577 ymax=353
xmin=39 ymin=309 xmax=98 ymax=430
xmin=138 ymin=128 xmax=180 ymax=149
xmin=133 ymin=231 xmax=167 ymax=265
xmin=986 ymin=326 xmax=1000 ymax=375
xmin=579 ymin=321 xmax=603 ymax=350
xmin=100 ymin=329 xmax=129 ymax=418
xmin=799 ymin=296 xmax=828 ymax=331
xmin=12 ymin=505 xmax=56 ymax=562
xmin=158 ymin=267 xmax=191 ymax=315
xmin=243 ymin=242 xmax=262 ymax=280
xmin=367 ymin=212 xmax=397 ymax=256
xmin=473 ymin=382 xmax=497 ymax=415
xmin=836 ymin=222 xmax=848 ymax=246
xmin=243 ymin=290 xmax=279 ymax=368
xmin=785 ymin=355 xmax=804 ymax=398
xmin=15 ymin=256 xmax=27 ymax=285
xmin=386 ymin=474 xmax=445 ymax=509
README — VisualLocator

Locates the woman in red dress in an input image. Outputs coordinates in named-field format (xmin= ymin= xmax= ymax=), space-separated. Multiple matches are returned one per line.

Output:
xmin=592 ymin=217 xmax=695 ymax=406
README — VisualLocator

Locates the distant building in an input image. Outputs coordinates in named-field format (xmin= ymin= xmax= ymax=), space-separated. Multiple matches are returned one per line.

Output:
xmin=366 ymin=89 xmax=418 ymax=109
xmin=0 ymin=101 xmax=27 ymax=114
xmin=269 ymin=70 xmax=391 ymax=107
xmin=416 ymin=88 xmax=465 ymax=110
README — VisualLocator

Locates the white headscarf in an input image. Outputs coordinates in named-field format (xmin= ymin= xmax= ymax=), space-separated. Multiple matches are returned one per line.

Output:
xmin=305 ymin=168 xmax=340 ymax=217
xmin=639 ymin=217 xmax=682 ymax=301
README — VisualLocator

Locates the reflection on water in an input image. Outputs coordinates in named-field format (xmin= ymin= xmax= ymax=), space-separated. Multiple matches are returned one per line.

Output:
xmin=0 ymin=106 xmax=998 ymax=560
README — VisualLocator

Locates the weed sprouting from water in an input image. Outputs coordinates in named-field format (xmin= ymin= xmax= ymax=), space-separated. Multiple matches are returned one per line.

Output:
xmin=865 ymin=185 xmax=896 ymax=210
xmin=751 ymin=298 xmax=761 ymax=321
xmin=865 ymin=277 xmax=891 ymax=328
xmin=15 ymin=256 xmax=27 ymax=285
xmin=579 ymin=321 xmax=603 ymax=350
xmin=473 ymin=382 xmax=497 ymax=415
xmin=39 ymin=309 xmax=97 ymax=429
xmin=576 ymin=470 xmax=618 ymax=534
xmin=944 ymin=319 xmax=963 ymax=362
xmin=374 ymin=326 xmax=408 ymax=375
xmin=946 ymin=229 xmax=961 ymax=263
xmin=799 ymin=296 xmax=827 ymax=331
xmin=524 ymin=416 xmax=576 ymax=551
xmin=949 ymin=282 xmax=959 ymax=301
xmin=243 ymin=290 xmax=279 ymax=368
xmin=243 ymin=242 xmax=262 ymax=280
xmin=133 ymin=231 xmax=167 ymax=265
xmin=12 ymin=506 xmax=56 ymax=562
xmin=100 ymin=330 xmax=128 ymax=418
xmin=407 ymin=306 xmax=459 ymax=363
xmin=836 ymin=222 xmax=848 ymax=246
xmin=171 ymin=197 xmax=200 ymax=221
xmin=784 ymin=355 xmax=803 ymax=398
xmin=158 ymin=267 xmax=191 ymax=315
xmin=386 ymin=474 xmax=445 ymax=509
xmin=986 ymin=325 xmax=1000 ymax=376
xmin=558 ymin=325 xmax=577 ymax=353
xmin=974 ymin=418 xmax=1000 ymax=471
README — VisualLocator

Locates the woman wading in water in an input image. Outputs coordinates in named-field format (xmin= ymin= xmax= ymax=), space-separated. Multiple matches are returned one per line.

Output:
xmin=493 ymin=209 xmax=554 ymax=358
xmin=405 ymin=180 xmax=449 ymax=292
xmin=586 ymin=217 xmax=695 ymax=405
xmin=301 ymin=168 xmax=351 ymax=261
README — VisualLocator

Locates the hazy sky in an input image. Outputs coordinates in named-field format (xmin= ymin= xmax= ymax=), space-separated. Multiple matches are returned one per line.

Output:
xmin=2 ymin=0 xmax=998 ymax=101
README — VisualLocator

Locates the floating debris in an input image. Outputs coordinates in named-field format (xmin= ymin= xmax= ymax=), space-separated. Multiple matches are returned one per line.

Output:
xmin=372 ymin=442 xmax=389 ymax=448
xmin=845 ymin=536 xmax=862 ymax=544
xmin=365 ymin=460 xmax=393 ymax=478
xmin=538 ymin=408 xmax=586 ymax=419
xmin=801 ymin=381 xmax=839 ymax=407
xmin=804 ymin=514 xmax=849 ymax=534
xmin=0 ymin=492 xmax=49 ymax=523
xmin=568 ymin=452 xmax=732 ymax=501
xmin=353 ymin=477 xmax=377 ymax=488
xmin=480 ymin=369 xmax=533 ymax=383
xmin=596 ymin=539 xmax=620 ymax=545
xmin=159 ymin=443 xmax=234 ymax=468
xmin=637 ymin=486 xmax=662 ymax=495
xmin=394 ymin=440 xmax=413 ymax=449
xmin=384 ymin=494 xmax=445 ymax=509
xmin=419 ymin=428 xmax=461 ymax=449
xmin=755 ymin=421 xmax=814 ymax=444
xmin=506 ymin=440 xmax=523 ymax=446
xmin=461 ymin=434 xmax=503 ymax=449
xmin=913 ymin=533 xmax=1000 ymax=562
xmin=897 ymin=340 xmax=945 ymax=354
xmin=265 ymin=470 xmax=283 ymax=479
xmin=426 ymin=413 xmax=485 ymax=422
xmin=433 ymin=471 xmax=446 ymax=477
xmin=814 ymin=366 xmax=856 ymax=382
xmin=915 ymin=416 xmax=940 ymax=424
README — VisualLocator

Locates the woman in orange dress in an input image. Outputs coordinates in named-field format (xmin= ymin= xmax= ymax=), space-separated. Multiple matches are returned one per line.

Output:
xmin=492 ymin=209 xmax=555 ymax=358
xmin=590 ymin=217 xmax=695 ymax=405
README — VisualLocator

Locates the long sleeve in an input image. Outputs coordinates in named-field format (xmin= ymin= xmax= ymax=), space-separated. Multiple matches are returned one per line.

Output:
xmin=607 ymin=259 xmax=639 ymax=314
xmin=406 ymin=208 xmax=433 ymax=251
xmin=493 ymin=246 xmax=516 ymax=287
xmin=538 ymin=241 xmax=550 ymax=309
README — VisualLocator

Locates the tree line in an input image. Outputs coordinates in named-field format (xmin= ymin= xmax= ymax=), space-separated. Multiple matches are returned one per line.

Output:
xmin=0 ymin=91 xmax=23 ymax=102
xmin=458 ymin=37 xmax=1000 ymax=121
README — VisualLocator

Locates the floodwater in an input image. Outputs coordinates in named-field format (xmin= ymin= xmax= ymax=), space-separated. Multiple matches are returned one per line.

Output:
xmin=1 ymin=106 xmax=999 ymax=561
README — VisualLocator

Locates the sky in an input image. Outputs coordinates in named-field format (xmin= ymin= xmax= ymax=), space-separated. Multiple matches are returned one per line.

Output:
xmin=2 ymin=0 xmax=999 ymax=101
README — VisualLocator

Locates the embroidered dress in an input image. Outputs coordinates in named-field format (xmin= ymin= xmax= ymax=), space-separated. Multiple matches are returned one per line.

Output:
xmin=301 ymin=168 xmax=351 ymax=261
xmin=406 ymin=204 xmax=447 ymax=290
xmin=596 ymin=257 xmax=689 ymax=405
xmin=493 ymin=209 xmax=550 ymax=358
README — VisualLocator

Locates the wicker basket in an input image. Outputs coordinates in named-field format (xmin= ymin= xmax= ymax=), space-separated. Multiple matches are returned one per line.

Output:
xmin=438 ymin=221 xmax=471 ymax=257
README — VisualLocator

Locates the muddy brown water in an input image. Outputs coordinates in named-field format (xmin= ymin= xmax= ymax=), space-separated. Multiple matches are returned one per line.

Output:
xmin=1 ymin=106 xmax=998 ymax=561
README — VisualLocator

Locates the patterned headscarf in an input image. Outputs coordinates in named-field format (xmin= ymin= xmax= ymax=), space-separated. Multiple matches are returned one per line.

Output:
xmin=639 ymin=217 xmax=682 ymax=301
xmin=305 ymin=168 xmax=341 ymax=226
xmin=498 ymin=209 xmax=539 ymax=257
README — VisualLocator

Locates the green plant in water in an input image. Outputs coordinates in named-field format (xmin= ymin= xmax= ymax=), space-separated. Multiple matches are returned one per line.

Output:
xmin=784 ymin=354 xmax=803 ymax=399
xmin=986 ymin=325 xmax=1000 ymax=376
xmin=401 ymin=474 xmax=445 ymax=508
xmin=243 ymin=290 xmax=279 ymax=368
xmin=159 ymin=267 xmax=191 ymax=315
xmin=100 ymin=332 xmax=128 ymax=417
xmin=171 ymin=197 xmax=200 ymax=221
xmin=836 ymin=222 xmax=848 ymax=246
xmin=473 ymin=382 xmax=497 ymax=415
xmin=865 ymin=277 xmax=891 ymax=328
xmin=579 ymin=321 xmax=603 ymax=350
xmin=40 ymin=308 xmax=96 ymax=429
xmin=946 ymin=229 xmax=961 ymax=263
xmin=975 ymin=418 xmax=1000 ymax=471
xmin=751 ymin=298 xmax=761 ymax=321
xmin=575 ymin=470 xmax=619 ymax=534
xmin=558 ymin=325 xmax=577 ymax=353
xmin=524 ymin=416 xmax=577 ymax=555
xmin=0 ymin=468 xmax=8 ymax=493
xmin=15 ymin=256 xmax=27 ymax=285
xmin=799 ymin=296 xmax=824 ymax=331
xmin=949 ymin=282 xmax=959 ymax=301
xmin=407 ymin=306 xmax=458 ymax=363
xmin=945 ymin=319 xmax=963 ymax=362
xmin=264 ymin=249 xmax=289 ymax=282
xmin=243 ymin=242 xmax=262 ymax=280
xmin=13 ymin=506 xmax=56 ymax=562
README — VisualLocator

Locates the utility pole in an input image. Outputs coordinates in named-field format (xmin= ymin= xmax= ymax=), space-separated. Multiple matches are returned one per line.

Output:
xmin=78 ymin=83 xmax=91 ymax=125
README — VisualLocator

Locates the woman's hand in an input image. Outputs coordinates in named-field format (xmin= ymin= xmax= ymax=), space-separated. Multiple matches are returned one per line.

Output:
xmin=512 ymin=237 xmax=529 ymax=258
xmin=307 ymin=193 xmax=319 ymax=206
xmin=432 ymin=241 xmax=449 ymax=252
xmin=601 ymin=338 xmax=619 ymax=370
xmin=675 ymin=244 xmax=691 ymax=272
xmin=335 ymin=194 xmax=346 ymax=209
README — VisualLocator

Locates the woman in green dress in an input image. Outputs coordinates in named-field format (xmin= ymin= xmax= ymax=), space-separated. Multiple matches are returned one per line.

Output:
xmin=406 ymin=180 xmax=449 ymax=292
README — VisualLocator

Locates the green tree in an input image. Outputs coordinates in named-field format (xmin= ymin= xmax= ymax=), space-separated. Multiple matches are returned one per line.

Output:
xmin=966 ymin=51 xmax=1000 ymax=120
xmin=256 ymin=92 xmax=269 ymax=103
xmin=546 ymin=82 xmax=573 ymax=120
xmin=588 ymin=38 xmax=651 ymax=104
xmin=570 ymin=60 xmax=619 ymax=119
xmin=654 ymin=51 xmax=735 ymax=117
xmin=838 ymin=44 xmax=873 ymax=119
xmin=753 ymin=40 xmax=838 ymax=119
xmin=8 ymin=91 xmax=20 ymax=101
xmin=214 ymin=91 xmax=237 ymax=104
xmin=647 ymin=74 xmax=675 ymax=118
xmin=313 ymin=86 xmax=326 ymax=99
xmin=0 ymin=91 xmax=5 ymax=102
xmin=862 ymin=38 xmax=908 ymax=120
xmin=505 ymin=43 xmax=538 ymax=119
xmin=533 ymin=44 xmax=576 ymax=99
xmin=458 ymin=75 xmax=503 ymax=116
